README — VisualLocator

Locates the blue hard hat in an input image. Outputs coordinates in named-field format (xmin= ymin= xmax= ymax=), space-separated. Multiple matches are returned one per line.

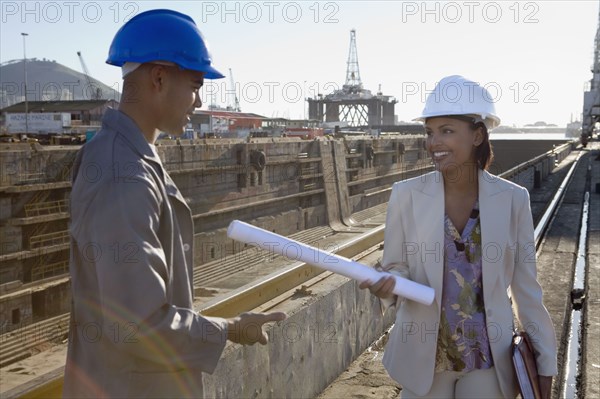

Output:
xmin=106 ymin=9 xmax=224 ymax=79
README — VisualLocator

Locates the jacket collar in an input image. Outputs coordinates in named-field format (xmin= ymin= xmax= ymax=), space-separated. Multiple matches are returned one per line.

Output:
xmin=101 ymin=108 xmax=190 ymax=208
xmin=479 ymin=169 xmax=507 ymax=198
xmin=101 ymin=108 xmax=163 ymax=166
xmin=411 ymin=169 xmax=512 ymax=309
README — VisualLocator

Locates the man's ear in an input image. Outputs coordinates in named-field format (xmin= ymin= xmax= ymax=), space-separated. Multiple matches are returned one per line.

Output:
xmin=149 ymin=64 xmax=168 ymax=91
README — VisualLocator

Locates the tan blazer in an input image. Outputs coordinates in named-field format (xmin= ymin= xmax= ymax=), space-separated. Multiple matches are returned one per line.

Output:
xmin=380 ymin=170 xmax=557 ymax=398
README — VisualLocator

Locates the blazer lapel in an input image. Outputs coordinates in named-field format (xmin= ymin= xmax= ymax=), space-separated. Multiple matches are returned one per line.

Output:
xmin=411 ymin=172 xmax=444 ymax=309
xmin=479 ymin=170 xmax=512 ymax=298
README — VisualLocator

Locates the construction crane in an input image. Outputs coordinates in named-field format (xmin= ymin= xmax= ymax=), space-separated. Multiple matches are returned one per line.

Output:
xmin=227 ymin=68 xmax=241 ymax=112
xmin=77 ymin=51 xmax=102 ymax=100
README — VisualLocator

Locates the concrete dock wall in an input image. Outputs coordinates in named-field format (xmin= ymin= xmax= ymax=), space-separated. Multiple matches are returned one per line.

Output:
xmin=202 ymin=271 xmax=395 ymax=398
xmin=0 ymin=136 xmax=572 ymax=334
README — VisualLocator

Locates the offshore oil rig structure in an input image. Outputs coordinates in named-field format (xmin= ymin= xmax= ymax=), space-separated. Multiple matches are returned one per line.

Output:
xmin=307 ymin=30 xmax=397 ymax=129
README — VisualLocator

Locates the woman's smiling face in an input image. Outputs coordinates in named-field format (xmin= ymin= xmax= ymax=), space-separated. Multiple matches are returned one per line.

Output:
xmin=425 ymin=117 xmax=483 ymax=174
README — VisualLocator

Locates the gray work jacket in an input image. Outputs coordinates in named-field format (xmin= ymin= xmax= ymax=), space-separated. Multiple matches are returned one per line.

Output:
xmin=63 ymin=108 xmax=227 ymax=398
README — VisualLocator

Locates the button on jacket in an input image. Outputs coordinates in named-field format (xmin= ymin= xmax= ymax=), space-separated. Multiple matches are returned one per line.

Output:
xmin=64 ymin=109 xmax=228 ymax=398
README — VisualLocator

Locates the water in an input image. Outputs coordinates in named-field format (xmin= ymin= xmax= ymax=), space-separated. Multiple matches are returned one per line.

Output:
xmin=563 ymin=191 xmax=590 ymax=399
xmin=491 ymin=132 xmax=571 ymax=140
xmin=564 ymin=310 xmax=582 ymax=398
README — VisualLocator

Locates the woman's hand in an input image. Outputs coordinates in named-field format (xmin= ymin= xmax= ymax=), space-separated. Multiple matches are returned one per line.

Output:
xmin=359 ymin=275 xmax=396 ymax=300
xmin=538 ymin=375 xmax=552 ymax=399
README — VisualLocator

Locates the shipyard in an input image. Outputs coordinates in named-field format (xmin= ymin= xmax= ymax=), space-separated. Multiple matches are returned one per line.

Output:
xmin=1 ymin=1 xmax=599 ymax=399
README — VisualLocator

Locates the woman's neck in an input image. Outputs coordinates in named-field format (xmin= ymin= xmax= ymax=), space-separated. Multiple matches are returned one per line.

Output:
xmin=442 ymin=164 xmax=480 ymax=197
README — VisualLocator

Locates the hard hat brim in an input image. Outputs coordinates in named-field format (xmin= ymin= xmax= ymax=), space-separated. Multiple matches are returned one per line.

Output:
xmin=107 ymin=58 xmax=225 ymax=80
xmin=196 ymin=64 xmax=225 ymax=80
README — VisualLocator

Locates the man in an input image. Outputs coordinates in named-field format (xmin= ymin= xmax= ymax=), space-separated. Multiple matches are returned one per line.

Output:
xmin=64 ymin=9 xmax=286 ymax=398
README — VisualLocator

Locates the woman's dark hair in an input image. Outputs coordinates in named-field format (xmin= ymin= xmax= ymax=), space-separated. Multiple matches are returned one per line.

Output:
xmin=472 ymin=121 xmax=494 ymax=170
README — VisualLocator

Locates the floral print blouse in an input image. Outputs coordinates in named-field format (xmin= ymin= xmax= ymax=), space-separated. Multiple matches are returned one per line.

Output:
xmin=435 ymin=201 xmax=494 ymax=372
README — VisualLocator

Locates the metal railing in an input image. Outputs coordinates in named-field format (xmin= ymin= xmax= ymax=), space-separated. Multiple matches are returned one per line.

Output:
xmin=31 ymin=260 xmax=69 ymax=282
xmin=29 ymin=231 xmax=69 ymax=249
xmin=24 ymin=200 xmax=69 ymax=218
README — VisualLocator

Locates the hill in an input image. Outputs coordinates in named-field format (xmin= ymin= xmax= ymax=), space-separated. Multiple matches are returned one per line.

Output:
xmin=0 ymin=59 xmax=120 ymax=109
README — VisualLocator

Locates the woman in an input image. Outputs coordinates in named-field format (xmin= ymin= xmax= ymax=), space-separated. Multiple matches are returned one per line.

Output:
xmin=360 ymin=75 xmax=557 ymax=398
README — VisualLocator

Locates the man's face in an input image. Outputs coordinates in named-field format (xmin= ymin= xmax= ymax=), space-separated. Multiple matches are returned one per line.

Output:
xmin=158 ymin=66 xmax=204 ymax=136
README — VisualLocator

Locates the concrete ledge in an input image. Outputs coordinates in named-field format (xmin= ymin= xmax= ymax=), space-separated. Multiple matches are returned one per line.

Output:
xmin=202 ymin=251 xmax=395 ymax=398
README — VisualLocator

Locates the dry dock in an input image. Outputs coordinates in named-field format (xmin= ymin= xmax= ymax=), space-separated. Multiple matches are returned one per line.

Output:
xmin=0 ymin=137 xmax=591 ymax=399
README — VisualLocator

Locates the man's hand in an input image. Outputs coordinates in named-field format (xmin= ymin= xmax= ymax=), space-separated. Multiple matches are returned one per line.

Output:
xmin=538 ymin=375 xmax=552 ymax=399
xmin=226 ymin=312 xmax=287 ymax=345
xmin=359 ymin=275 xmax=396 ymax=300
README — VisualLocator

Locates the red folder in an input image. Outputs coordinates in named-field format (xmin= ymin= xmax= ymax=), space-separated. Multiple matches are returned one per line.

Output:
xmin=512 ymin=331 xmax=542 ymax=399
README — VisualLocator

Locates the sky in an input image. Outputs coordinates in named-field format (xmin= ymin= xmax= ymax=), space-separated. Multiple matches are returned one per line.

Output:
xmin=1 ymin=0 xmax=598 ymax=126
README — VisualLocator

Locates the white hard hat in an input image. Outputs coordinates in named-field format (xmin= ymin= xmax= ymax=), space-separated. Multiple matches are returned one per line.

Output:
xmin=414 ymin=75 xmax=501 ymax=130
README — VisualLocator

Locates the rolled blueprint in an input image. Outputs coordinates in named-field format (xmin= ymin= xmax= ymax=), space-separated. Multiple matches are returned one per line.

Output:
xmin=227 ymin=220 xmax=434 ymax=306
